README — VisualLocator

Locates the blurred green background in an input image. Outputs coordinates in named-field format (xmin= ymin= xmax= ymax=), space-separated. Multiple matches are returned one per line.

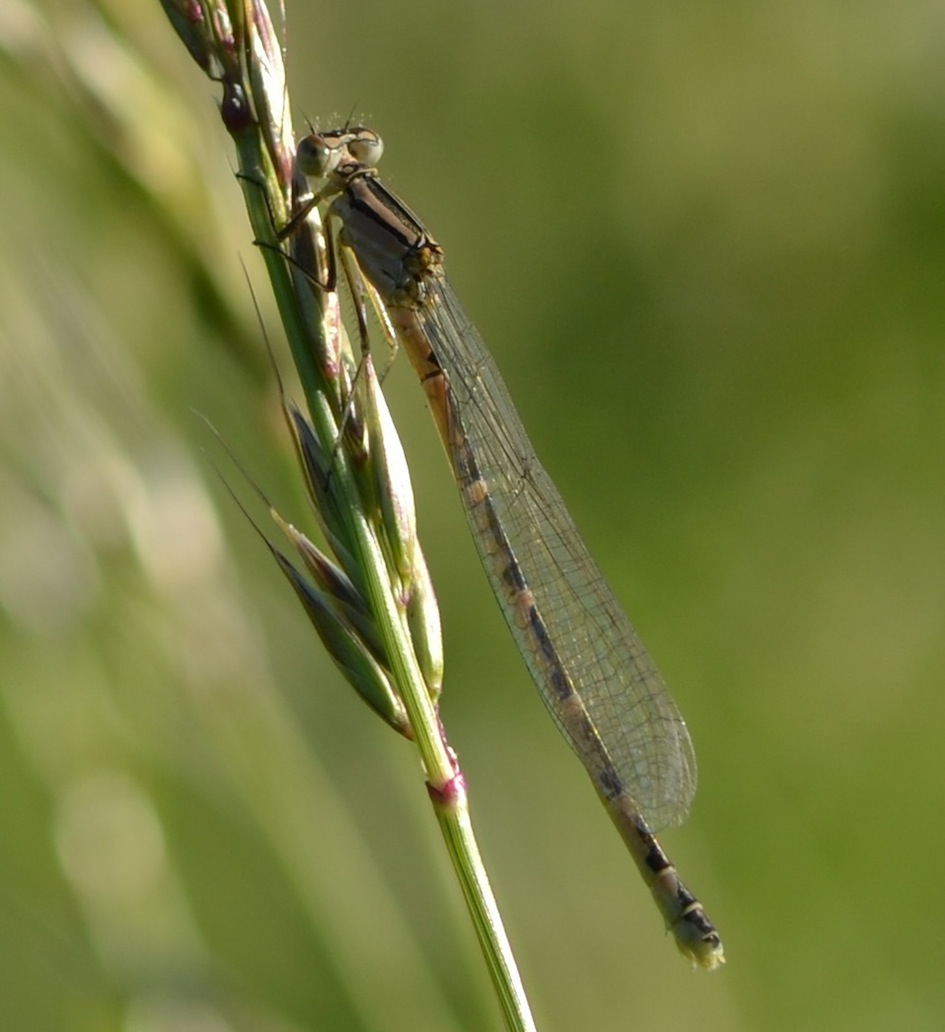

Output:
xmin=2 ymin=1 xmax=944 ymax=1029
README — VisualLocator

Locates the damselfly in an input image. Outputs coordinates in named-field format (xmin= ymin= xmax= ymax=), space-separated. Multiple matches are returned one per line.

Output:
xmin=282 ymin=127 xmax=724 ymax=970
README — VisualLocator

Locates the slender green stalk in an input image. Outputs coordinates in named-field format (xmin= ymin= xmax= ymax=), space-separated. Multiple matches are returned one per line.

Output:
xmin=158 ymin=1 xmax=536 ymax=1028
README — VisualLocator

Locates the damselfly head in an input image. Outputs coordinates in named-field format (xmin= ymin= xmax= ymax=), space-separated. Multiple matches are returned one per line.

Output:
xmin=296 ymin=127 xmax=384 ymax=180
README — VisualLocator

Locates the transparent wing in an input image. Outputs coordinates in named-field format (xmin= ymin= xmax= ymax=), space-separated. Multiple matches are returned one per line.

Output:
xmin=417 ymin=279 xmax=696 ymax=830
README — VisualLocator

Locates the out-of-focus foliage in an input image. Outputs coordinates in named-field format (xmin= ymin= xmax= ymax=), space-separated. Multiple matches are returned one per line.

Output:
xmin=1 ymin=1 xmax=943 ymax=1029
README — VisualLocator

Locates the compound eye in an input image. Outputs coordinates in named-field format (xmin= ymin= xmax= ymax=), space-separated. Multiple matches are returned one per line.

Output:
xmin=296 ymin=133 xmax=342 ymax=178
xmin=347 ymin=130 xmax=383 ymax=168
